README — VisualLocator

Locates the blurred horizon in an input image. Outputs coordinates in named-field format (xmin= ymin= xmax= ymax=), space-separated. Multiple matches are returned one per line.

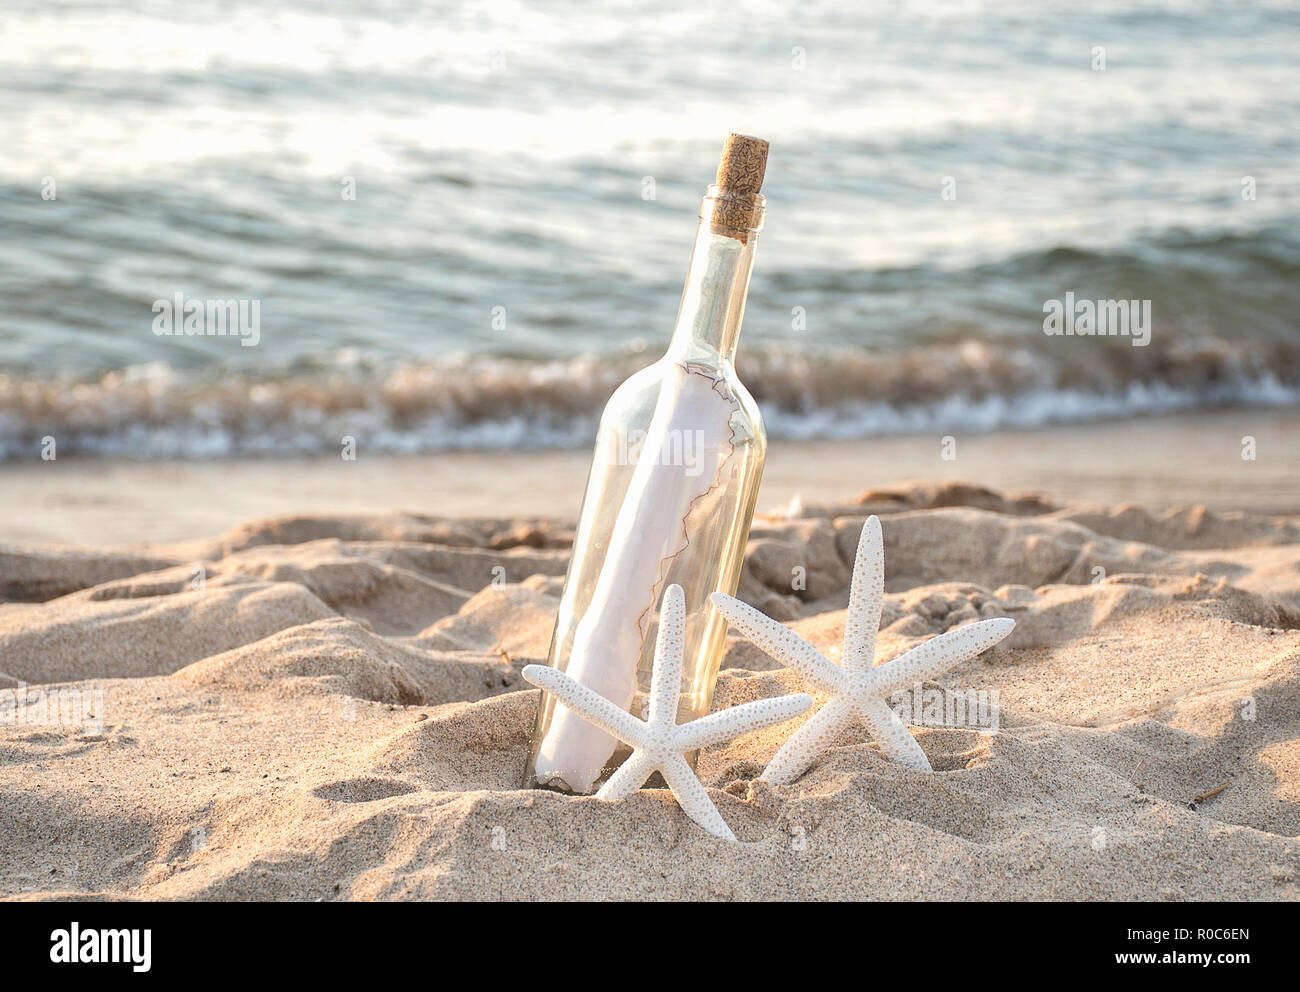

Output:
xmin=2 ymin=0 xmax=1299 ymax=459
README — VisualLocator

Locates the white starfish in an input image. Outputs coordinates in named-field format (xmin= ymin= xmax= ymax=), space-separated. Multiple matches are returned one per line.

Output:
xmin=711 ymin=515 xmax=1015 ymax=784
xmin=523 ymin=584 xmax=811 ymax=841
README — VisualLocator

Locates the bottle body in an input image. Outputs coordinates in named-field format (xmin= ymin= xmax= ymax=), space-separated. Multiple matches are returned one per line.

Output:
xmin=524 ymin=189 xmax=767 ymax=794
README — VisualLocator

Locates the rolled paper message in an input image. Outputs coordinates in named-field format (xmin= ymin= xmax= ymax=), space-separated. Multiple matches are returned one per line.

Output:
xmin=532 ymin=362 xmax=736 ymax=793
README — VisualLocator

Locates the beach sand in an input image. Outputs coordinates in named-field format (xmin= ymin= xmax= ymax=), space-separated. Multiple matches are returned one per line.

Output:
xmin=3 ymin=416 xmax=1300 ymax=900
xmin=6 ymin=407 xmax=1299 ymax=547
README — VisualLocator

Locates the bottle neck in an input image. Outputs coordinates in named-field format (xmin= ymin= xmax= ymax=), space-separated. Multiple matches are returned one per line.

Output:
xmin=665 ymin=189 xmax=764 ymax=365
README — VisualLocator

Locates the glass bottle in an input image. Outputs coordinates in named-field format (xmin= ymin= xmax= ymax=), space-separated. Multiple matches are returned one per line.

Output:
xmin=525 ymin=137 xmax=770 ymax=794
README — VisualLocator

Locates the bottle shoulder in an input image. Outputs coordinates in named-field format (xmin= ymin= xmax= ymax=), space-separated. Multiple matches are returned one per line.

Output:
xmin=727 ymin=372 xmax=766 ymax=446
xmin=597 ymin=359 xmax=669 ymax=425
xmin=599 ymin=355 xmax=765 ymax=446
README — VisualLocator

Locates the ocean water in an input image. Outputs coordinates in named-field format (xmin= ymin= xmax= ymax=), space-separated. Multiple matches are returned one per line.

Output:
xmin=2 ymin=0 xmax=1298 ymax=459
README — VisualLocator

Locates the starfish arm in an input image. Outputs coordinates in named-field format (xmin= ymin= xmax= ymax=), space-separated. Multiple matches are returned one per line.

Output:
xmin=521 ymin=664 xmax=645 ymax=747
xmin=857 ymin=696 xmax=932 ymax=771
xmin=674 ymin=692 xmax=812 ymax=752
xmin=842 ymin=515 xmax=885 ymax=672
xmin=595 ymin=750 xmax=656 ymax=801
xmin=647 ymin=584 xmax=687 ymax=728
xmin=659 ymin=753 xmax=737 ymax=842
xmin=761 ymin=696 xmax=856 ymax=787
xmin=709 ymin=593 xmax=845 ymax=694
xmin=871 ymin=617 xmax=1015 ymax=697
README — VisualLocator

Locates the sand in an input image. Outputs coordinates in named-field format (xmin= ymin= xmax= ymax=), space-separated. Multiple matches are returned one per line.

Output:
xmin=7 ymin=407 xmax=1300 ymax=546
xmin=3 ymin=478 xmax=1300 ymax=900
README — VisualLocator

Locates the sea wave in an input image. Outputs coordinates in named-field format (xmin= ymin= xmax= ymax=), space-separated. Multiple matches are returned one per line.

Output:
xmin=4 ymin=336 xmax=1297 ymax=461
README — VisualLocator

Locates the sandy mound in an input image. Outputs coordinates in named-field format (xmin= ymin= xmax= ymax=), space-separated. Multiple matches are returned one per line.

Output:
xmin=0 ymin=547 xmax=180 ymax=602
xmin=175 ymin=616 xmax=520 ymax=707
xmin=3 ymin=482 xmax=1299 ymax=900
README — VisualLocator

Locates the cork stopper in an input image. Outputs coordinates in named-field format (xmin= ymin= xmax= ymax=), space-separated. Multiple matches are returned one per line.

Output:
xmin=709 ymin=133 xmax=768 ymax=243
